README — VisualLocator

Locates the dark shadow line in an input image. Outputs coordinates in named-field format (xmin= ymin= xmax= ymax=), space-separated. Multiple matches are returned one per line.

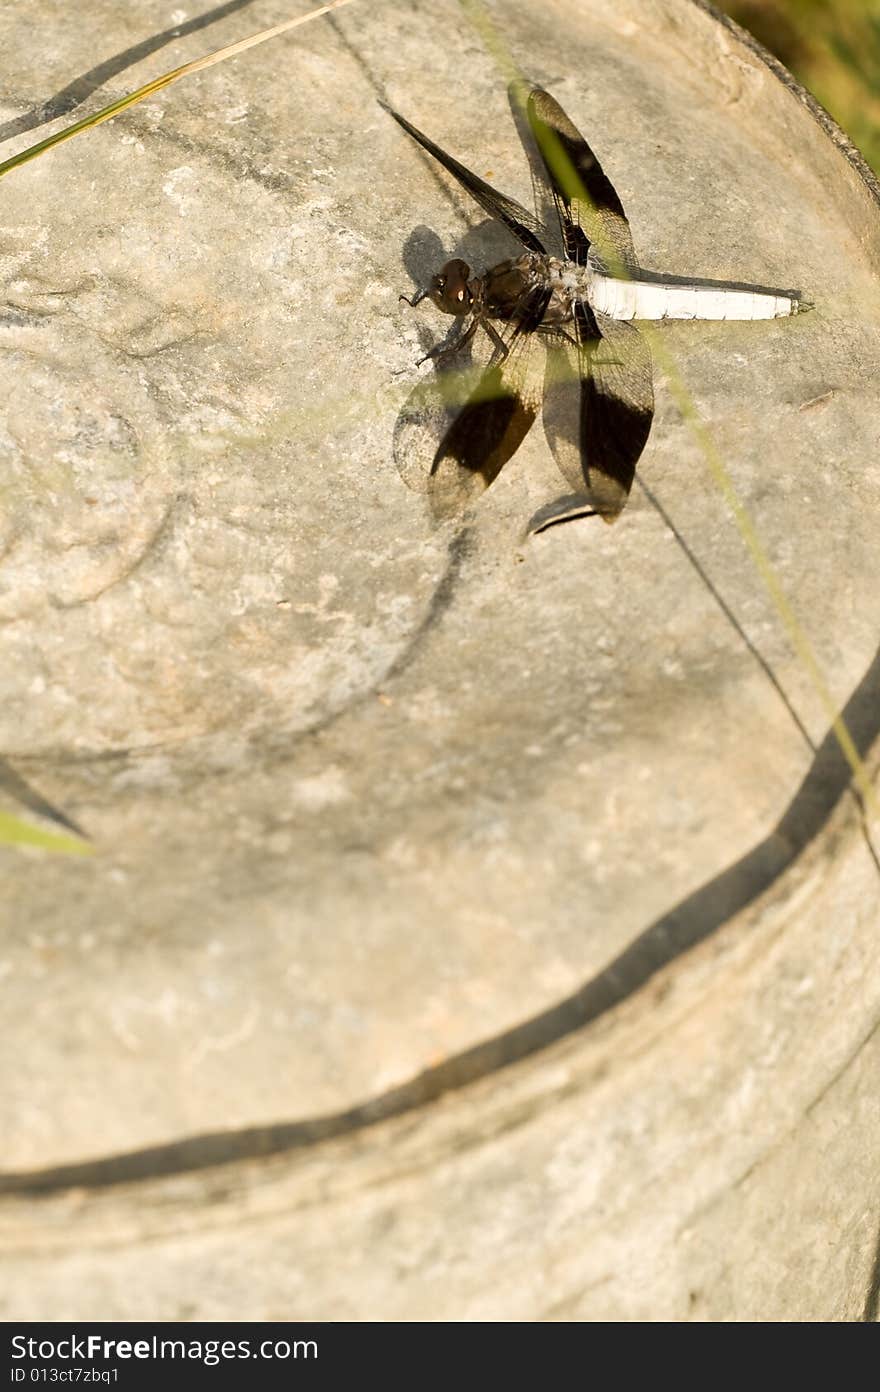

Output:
xmin=0 ymin=0 xmax=263 ymax=145
xmin=0 ymin=758 xmax=87 ymax=839
xmin=805 ymin=1012 xmax=880 ymax=1123
xmin=637 ymin=479 xmax=816 ymax=754
xmin=326 ymin=9 xmax=387 ymax=105
xmin=636 ymin=481 xmax=880 ymax=877
xmin=4 ymin=527 xmax=474 ymax=779
xmin=333 ymin=10 xmax=476 ymax=221
xmin=333 ymin=10 xmax=529 ymax=296
xmin=2 ymin=638 xmax=878 ymax=1197
xmin=863 ymin=1216 xmax=880 ymax=1322
xmin=382 ymin=526 xmax=475 ymax=684
xmin=262 ymin=525 xmax=474 ymax=756
xmin=340 ymin=19 xmax=518 ymax=246
xmin=633 ymin=268 xmax=804 ymax=299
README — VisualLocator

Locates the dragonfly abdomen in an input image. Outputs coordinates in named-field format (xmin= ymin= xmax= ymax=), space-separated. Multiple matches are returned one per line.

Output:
xmin=586 ymin=272 xmax=802 ymax=321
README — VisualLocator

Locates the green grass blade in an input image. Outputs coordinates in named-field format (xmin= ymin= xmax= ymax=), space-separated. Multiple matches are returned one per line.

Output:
xmin=0 ymin=810 xmax=93 ymax=854
xmin=0 ymin=0 xmax=357 ymax=180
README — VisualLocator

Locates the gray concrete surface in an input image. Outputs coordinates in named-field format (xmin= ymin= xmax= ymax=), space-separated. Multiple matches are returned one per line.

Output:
xmin=1 ymin=0 xmax=878 ymax=1319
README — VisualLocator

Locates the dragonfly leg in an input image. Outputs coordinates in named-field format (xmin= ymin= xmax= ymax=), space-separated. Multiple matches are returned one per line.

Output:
xmin=416 ymin=315 xmax=481 ymax=367
xmin=483 ymin=319 xmax=510 ymax=365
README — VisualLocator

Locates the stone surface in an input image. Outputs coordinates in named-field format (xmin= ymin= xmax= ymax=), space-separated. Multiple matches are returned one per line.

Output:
xmin=1 ymin=0 xmax=878 ymax=1319
xmin=3 ymin=762 xmax=879 ymax=1320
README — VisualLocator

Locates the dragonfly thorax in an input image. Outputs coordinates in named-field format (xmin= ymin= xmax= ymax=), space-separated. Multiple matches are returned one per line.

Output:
xmin=423 ymin=252 xmax=589 ymax=330
xmin=478 ymin=253 xmax=585 ymax=329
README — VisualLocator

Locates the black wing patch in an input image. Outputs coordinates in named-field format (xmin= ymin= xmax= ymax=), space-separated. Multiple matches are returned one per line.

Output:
xmin=394 ymin=323 xmax=546 ymax=521
xmin=383 ymin=103 xmax=547 ymax=255
xmin=521 ymin=85 xmax=638 ymax=274
xmin=387 ymin=90 xmax=653 ymax=531
xmin=579 ymin=305 xmax=654 ymax=518
xmin=540 ymin=304 xmax=654 ymax=524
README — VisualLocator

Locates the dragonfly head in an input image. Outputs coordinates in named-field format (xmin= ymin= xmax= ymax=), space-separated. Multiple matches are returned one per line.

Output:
xmin=429 ymin=259 xmax=475 ymax=316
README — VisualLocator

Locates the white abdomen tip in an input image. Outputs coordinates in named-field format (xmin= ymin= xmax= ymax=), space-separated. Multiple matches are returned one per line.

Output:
xmin=588 ymin=272 xmax=802 ymax=322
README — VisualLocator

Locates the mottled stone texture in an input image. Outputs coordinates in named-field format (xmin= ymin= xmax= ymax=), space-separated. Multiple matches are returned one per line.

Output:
xmin=1 ymin=0 xmax=878 ymax=1319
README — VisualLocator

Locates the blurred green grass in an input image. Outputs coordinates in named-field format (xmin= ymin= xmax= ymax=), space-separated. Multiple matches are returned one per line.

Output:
xmin=721 ymin=0 xmax=880 ymax=171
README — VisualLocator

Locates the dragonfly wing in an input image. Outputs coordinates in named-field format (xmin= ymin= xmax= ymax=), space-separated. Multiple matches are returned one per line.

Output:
xmin=394 ymin=320 xmax=545 ymax=521
xmin=578 ymin=306 xmax=654 ymax=518
xmin=383 ymin=103 xmax=548 ymax=255
xmin=505 ymin=83 xmax=566 ymax=259
xmin=540 ymin=306 xmax=653 ymax=524
xmin=541 ymin=334 xmax=589 ymax=493
xmin=520 ymin=84 xmax=638 ymax=273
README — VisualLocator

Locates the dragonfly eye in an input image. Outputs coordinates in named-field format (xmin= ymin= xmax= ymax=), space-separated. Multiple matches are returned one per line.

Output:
xmin=430 ymin=258 xmax=472 ymax=315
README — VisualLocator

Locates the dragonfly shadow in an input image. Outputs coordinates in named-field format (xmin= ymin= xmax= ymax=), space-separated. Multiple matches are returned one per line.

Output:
xmin=396 ymin=218 xmax=545 ymax=521
xmin=400 ymin=218 xmax=526 ymax=303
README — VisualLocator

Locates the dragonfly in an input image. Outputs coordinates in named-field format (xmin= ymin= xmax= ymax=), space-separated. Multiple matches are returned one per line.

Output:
xmin=385 ymin=83 xmax=807 ymax=532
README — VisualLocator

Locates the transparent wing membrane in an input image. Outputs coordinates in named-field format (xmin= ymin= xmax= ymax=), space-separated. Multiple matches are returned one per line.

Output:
xmin=521 ymin=85 xmax=639 ymax=273
xmin=387 ymin=82 xmax=801 ymax=530
xmin=394 ymin=329 xmax=545 ymax=520
xmin=383 ymin=103 xmax=548 ymax=255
